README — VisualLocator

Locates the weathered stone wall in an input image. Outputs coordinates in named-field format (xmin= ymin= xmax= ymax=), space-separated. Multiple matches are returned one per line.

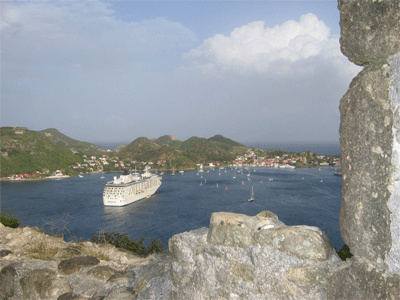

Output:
xmin=328 ymin=0 xmax=400 ymax=298
xmin=338 ymin=0 xmax=400 ymax=272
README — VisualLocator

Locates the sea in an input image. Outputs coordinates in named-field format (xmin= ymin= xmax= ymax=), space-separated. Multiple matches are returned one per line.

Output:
xmin=1 ymin=165 xmax=344 ymax=251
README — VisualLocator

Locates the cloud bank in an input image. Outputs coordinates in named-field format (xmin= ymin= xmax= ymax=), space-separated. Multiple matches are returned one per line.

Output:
xmin=184 ymin=13 xmax=359 ymax=79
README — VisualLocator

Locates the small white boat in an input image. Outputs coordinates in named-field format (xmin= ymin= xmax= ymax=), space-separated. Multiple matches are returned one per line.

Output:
xmin=78 ymin=175 xmax=84 ymax=178
xmin=248 ymin=186 xmax=254 ymax=202
xmin=100 ymin=176 xmax=105 ymax=179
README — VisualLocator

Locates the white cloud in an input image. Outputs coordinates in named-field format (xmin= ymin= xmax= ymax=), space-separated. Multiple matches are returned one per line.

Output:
xmin=184 ymin=13 xmax=359 ymax=78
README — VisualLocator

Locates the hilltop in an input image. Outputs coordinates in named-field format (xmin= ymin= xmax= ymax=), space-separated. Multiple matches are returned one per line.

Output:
xmin=39 ymin=128 xmax=106 ymax=155
xmin=152 ymin=135 xmax=182 ymax=149
xmin=117 ymin=134 xmax=248 ymax=168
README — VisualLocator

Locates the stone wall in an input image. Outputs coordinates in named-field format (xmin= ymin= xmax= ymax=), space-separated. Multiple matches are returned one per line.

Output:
xmin=328 ymin=0 xmax=400 ymax=298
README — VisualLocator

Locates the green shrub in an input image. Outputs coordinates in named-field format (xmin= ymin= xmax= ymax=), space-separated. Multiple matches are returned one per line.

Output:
xmin=0 ymin=209 xmax=21 ymax=228
xmin=90 ymin=232 xmax=165 ymax=256
xmin=336 ymin=244 xmax=353 ymax=261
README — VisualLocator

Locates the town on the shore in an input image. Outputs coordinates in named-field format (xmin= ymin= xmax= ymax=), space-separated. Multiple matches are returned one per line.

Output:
xmin=6 ymin=148 xmax=340 ymax=181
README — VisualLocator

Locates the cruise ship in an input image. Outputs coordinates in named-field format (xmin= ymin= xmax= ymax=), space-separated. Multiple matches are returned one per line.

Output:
xmin=103 ymin=167 xmax=162 ymax=206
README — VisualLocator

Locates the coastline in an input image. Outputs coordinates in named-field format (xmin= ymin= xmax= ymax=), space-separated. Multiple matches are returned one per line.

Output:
xmin=0 ymin=165 xmax=337 ymax=182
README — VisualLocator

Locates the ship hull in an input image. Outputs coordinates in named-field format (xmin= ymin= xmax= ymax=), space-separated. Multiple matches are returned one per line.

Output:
xmin=103 ymin=183 xmax=161 ymax=206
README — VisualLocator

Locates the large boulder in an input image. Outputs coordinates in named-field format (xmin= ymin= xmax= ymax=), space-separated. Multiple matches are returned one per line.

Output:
xmin=169 ymin=225 xmax=342 ymax=299
xmin=169 ymin=211 xmax=341 ymax=299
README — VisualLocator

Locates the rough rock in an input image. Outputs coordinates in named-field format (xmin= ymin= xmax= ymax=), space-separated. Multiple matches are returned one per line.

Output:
xmin=58 ymin=256 xmax=100 ymax=275
xmin=86 ymin=265 xmax=121 ymax=281
xmin=0 ymin=265 xmax=18 ymax=299
xmin=0 ymin=222 xmax=172 ymax=300
xmin=169 ymin=213 xmax=342 ymax=299
xmin=338 ymin=0 xmax=400 ymax=66
xmin=19 ymin=268 xmax=71 ymax=300
xmin=257 ymin=225 xmax=333 ymax=261
xmin=327 ymin=258 xmax=400 ymax=299
xmin=339 ymin=59 xmax=393 ymax=263
xmin=206 ymin=210 xmax=285 ymax=248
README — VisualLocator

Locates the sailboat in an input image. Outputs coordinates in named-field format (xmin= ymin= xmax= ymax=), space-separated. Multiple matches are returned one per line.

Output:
xmin=171 ymin=167 xmax=176 ymax=176
xmin=248 ymin=186 xmax=254 ymax=202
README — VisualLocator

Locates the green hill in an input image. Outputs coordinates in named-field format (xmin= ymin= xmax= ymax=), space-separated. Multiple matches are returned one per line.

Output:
xmin=1 ymin=127 xmax=81 ymax=177
xmin=178 ymin=136 xmax=207 ymax=150
xmin=181 ymin=138 xmax=247 ymax=163
xmin=117 ymin=137 xmax=194 ymax=167
xmin=117 ymin=134 xmax=247 ymax=167
xmin=39 ymin=128 xmax=106 ymax=155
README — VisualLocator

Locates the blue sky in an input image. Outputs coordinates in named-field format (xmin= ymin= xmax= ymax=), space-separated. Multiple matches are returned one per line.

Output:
xmin=1 ymin=0 xmax=362 ymax=144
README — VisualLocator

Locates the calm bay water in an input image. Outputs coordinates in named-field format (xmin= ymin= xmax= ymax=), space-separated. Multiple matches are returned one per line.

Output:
xmin=1 ymin=166 xmax=344 ymax=250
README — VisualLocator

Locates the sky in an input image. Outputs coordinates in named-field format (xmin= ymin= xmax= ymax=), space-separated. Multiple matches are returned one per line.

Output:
xmin=1 ymin=0 xmax=362 ymax=145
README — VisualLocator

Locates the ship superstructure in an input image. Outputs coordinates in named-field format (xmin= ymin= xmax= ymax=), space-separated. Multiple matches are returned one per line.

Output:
xmin=103 ymin=167 xmax=162 ymax=206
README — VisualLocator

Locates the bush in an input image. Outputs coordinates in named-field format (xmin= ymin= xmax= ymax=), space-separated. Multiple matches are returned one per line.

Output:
xmin=336 ymin=244 xmax=353 ymax=261
xmin=0 ymin=209 xmax=21 ymax=228
xmin=90 ymin=232 xmax=165 ymax=256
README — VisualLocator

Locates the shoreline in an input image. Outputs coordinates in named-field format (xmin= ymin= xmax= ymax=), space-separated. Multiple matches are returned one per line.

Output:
xmin=0 ymin=165 xmax=338 ymax=182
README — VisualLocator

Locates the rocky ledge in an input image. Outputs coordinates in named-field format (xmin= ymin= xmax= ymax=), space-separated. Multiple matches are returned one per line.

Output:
xmin=1 ymin=210 xmax=350 ymax=299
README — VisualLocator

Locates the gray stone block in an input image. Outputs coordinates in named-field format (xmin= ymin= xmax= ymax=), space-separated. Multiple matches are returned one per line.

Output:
xmin=338 ymin=0 xmax=400 ymax=66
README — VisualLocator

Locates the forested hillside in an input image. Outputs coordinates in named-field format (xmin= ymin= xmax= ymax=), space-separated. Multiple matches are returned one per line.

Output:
xmin=1 ymin=127 xmax=81 ymax=177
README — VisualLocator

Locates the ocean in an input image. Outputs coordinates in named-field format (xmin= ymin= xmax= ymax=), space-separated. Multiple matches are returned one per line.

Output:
xmin=1 ymin=166 xmax=344 ymax=250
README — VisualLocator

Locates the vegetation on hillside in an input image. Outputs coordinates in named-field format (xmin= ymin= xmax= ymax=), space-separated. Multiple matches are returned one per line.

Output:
xmin=0 ymin=209 xmax=21 ymax=228
xmin=1 ymin=127 xmax=82 ymax=177
xmin=117 ymin=134 xmax=248 ymax=168
xmin=90 ymin=232 xmax=165 ymax=256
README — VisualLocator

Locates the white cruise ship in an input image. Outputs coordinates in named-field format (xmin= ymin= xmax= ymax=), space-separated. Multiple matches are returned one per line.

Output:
xmin=103 ymin=167 xmax=162 ymax=206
